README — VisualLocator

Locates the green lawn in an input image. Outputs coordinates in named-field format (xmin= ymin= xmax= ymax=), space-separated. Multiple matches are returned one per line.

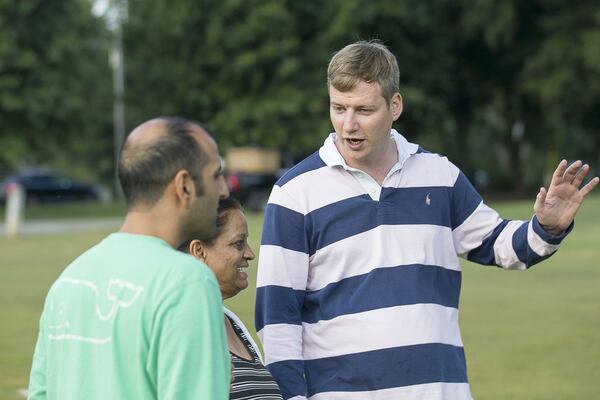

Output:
xmin=0 ymin=200 xmax=126 ymax=221
xmin=461 ymin=195 xmax=600 ymax=399
xmin=1 ymin=196 xmax=599 ymax=399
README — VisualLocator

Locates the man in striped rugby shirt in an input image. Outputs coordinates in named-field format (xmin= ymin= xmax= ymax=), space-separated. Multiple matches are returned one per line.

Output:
xmin=255 ymin=40 xmax=598 ymax=400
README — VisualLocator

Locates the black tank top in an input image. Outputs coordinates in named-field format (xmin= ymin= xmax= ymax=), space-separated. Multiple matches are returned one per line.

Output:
xmin=228 ymin=316 xmax=283 ymax=400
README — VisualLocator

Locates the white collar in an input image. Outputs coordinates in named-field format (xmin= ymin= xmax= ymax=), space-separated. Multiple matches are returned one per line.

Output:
xmin=318 ymin=129 xmax=418 ymax=172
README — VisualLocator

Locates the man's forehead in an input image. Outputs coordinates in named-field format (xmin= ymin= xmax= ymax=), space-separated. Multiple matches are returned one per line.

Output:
xmin=186 ymin=125 xmax=223 ymax=170
xmin=201 ymin=138 xmax=223 ymax=170
xmin=190 ymin=126 xmax=215 ymax=151
xmin=329 ymin=80 xmax=383 ymax=93
xmin=329 ymin=82 xmax=385 ymax=104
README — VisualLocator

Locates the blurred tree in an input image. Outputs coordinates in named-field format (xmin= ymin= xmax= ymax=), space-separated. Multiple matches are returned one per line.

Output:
xmin=123 ymin=0 xmax=599 ymax=191
xmin=521 ymin=0 xmax=600 ymax=183
xmin=0 ymin=0 xmax=113 ymax=183
xmin=449 ymin=0 xmax=543 ymax=192
xmin=445 ymin=0 xmax=600 ymax=192
xmin=124 ymin=0 xmax=460 ymax=157
xmin=125 ymin=0 xmax=330 ymax=155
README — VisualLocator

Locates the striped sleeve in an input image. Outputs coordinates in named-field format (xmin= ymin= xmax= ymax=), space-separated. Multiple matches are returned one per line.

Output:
xmin=449 ymin=164 xmax=571 ymax=269
xmin=256 ymin=185 xmax=309 ymax=400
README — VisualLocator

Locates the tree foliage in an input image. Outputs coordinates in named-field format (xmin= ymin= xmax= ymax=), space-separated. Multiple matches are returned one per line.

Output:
xmin=0 ymin=0 xmax=112 ymax=181
xmin=2 ymin=0 xmax=598 ymax=192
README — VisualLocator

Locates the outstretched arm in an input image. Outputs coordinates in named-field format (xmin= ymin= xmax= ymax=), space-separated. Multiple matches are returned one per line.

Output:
xmin=535 ymin=160 xmax=599 ymax=235
xmin=450 ymin=161 xmax=580 ymax=270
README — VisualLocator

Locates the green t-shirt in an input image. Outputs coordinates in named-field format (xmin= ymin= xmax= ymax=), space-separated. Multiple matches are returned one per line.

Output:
xmin=28 ymin=233 xmax=230 ymax=399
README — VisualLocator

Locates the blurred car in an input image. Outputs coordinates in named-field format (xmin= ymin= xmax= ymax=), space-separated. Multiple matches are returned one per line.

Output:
xmin=225 ymin=147 xmax=289 ymax=212
xmin=0 ymin=169 xmax=102 ymax=204
xmin=226 ymin=169 xmax=287 ymax=212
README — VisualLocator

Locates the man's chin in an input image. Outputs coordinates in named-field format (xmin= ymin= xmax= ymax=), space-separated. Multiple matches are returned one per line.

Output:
xmin=340 ymin=150 xmax=368 ymax=167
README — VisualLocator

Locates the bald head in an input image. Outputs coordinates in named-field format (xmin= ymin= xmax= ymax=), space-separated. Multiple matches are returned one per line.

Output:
xmin=118 ymin=117 xmax=212 ymax=209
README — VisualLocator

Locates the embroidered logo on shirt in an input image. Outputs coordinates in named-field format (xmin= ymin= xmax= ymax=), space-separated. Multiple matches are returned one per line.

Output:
xmin=425 ymin=193 xmax=431 ymax=206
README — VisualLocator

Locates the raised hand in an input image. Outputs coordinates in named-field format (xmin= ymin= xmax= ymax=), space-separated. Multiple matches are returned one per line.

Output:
xmin=534 ymin=160 xmax=599 ymax=234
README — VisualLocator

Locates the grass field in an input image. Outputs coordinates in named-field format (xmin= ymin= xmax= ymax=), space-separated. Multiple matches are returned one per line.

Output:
xmin=1 ymin=196 xmax=599 ymax=399
xmin=0 ymin=200 xmax=127 ymax=221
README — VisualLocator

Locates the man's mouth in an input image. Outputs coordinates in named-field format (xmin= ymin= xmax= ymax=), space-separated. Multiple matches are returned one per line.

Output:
xmin=348 ymin=138 xmax=364 ymax=144
xmin=345 ymin=138 xmax=365 ymax=149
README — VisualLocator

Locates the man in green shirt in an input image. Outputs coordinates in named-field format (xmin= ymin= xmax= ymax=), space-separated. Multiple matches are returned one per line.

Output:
xmin=28 ymin=117 xmax=231 ymax=399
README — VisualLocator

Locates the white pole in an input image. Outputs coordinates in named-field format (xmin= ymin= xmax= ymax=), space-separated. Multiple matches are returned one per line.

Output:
xmin=4 ymin=182 xmax=25 ymax=237
xmin=110 ymin=1 xmax=126 ymax=198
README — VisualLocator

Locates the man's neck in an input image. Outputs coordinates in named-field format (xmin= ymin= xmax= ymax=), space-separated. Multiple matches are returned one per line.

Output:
xmin=344 ymin=138 xmax=398 ymax=185
xmin=119 ymin=208 xmax=181 ymax=248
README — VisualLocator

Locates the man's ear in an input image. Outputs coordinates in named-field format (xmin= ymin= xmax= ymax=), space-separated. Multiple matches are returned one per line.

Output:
xmin=189 ymin=239 xmax=208 ymax=261
xmin=173 ymin=169 xmax=194 ymax=206
xmin=391 ymin=92 xmax=403 ymax=121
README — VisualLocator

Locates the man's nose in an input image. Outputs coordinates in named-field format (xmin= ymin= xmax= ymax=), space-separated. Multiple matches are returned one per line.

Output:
xmin=343 ymin=111 xmax=358 ymax=132
xmin=219 ymin=175 xmax=229 ymax=199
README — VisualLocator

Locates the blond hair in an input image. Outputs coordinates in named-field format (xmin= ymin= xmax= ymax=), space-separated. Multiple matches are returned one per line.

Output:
xmin=327 ymin=40 xmax=400 ymax=105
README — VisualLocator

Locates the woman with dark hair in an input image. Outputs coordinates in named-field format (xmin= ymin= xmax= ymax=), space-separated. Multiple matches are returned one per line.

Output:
xmin=179 ymin=197 xmax=282 ymax=400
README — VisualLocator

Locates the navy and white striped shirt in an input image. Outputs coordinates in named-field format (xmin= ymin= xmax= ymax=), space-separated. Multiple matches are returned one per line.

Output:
xmin=255 ymin=130 xmax=570 ymax=400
